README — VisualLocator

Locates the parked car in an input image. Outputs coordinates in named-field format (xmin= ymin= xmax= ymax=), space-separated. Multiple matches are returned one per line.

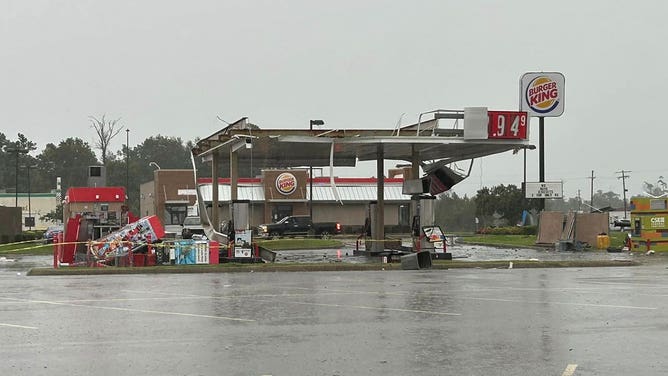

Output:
xmin=257 ymin=215 xmax=342 ymax=239
xmin=613 ymin=218 xmax=631 ymax=230
xmin=181 ymin=216 xmax=205 ymax=239
xmin=42 ymin=224 xmax=64 ymax=244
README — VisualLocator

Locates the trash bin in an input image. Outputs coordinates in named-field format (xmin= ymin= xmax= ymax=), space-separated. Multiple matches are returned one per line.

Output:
xmin=401 ymin=251 xmax=432 ymax=270
xmin=133 ymin=253 xmax=145 ymax=267
xmin=596 ymin=235 xmax=610 ymax=249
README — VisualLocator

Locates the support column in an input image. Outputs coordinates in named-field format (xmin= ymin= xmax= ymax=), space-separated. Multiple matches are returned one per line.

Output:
xmin=229 ymin=149 xmax=238 ymax=232
xmin=373 ymin=144 xmax=385 ymax=253
xmin=211 ymin=152 xmax=220 ymax=231
xmin=411 ymin=145 xmax=421 ymax=251
xmin=411 ymin=145 xmax=420 ymax=180
xmin=230 ymin=149 xmax=238 ymax=201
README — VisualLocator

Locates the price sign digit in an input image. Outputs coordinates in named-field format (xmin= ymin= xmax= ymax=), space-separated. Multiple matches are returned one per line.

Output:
xmin=510 ymin=115 xmax=519 ymax=137
xmin=497 ymin=115 xmax=505 ymax=137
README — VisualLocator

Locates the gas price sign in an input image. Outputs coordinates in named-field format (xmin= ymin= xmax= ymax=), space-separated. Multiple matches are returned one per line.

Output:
xmin=488 ymin=111 xmax=528 ymax=139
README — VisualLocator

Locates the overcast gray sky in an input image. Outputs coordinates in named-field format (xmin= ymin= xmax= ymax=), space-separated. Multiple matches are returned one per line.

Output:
xmin=2 ymin=0 xmax=666 ymax=200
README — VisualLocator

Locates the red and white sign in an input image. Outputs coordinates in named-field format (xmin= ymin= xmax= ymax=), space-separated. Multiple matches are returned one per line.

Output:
xmin=275 ymin=173 xmax=297 ymax=195
xmin=488 ymin=111 xmax=528 ymax=139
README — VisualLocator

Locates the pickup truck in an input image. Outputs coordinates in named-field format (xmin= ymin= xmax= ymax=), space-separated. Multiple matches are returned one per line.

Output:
xmin=613 ymin=218 xmax=631 ymax=230
xmin=181 ymin=216 xmax=205 ymax=239
xmin=257 ymin=215 xmax=342 ymax=239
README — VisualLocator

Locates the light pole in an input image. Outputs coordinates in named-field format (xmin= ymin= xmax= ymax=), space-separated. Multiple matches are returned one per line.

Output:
xmin=309 ymin=120 xmax=324 ymax=221
xmin=20 ymin=164 xmax=37 ymax=230
xmin=5 ymin=146 xmax=28 ymax=207
xmin=126 ymin=129 xmax=130 ymax=206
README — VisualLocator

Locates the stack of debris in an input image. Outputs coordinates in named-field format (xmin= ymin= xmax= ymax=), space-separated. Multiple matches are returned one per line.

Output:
xmin=536 ymin=211 xmax=609 ymax=251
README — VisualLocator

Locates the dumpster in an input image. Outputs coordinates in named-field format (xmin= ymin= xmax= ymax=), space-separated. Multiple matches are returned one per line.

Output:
xmin=400 ymin=251 xmax=432 ymax=270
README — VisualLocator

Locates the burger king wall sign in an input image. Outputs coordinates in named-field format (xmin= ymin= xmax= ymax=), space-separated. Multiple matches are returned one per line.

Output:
xmin=520 ymin=72 xmax=565 ymax=117
xmin=275 ymin=172 xmax=297 ymax=196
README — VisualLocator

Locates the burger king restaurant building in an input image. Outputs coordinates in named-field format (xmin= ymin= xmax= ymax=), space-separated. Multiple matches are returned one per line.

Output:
xmin=199 ymin=169 xmax=412 ymax=233
xmin=140 ymin=168 xmax=412 ymax=233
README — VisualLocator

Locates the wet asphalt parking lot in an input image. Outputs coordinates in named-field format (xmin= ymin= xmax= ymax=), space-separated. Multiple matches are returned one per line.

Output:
xmin=1 ymin=252 xmax=667 ymax=376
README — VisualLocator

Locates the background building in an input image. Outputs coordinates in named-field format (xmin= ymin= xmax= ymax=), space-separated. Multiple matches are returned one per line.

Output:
xmin=0 ymin=191 xmax=59 ymax=230
xmin=139 ymin=169 xmax=198 ymax=231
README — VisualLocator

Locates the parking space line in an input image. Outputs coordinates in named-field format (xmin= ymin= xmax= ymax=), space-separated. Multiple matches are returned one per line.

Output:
xmin=285 ymin=286 xmax=417 ymax=297
xmin=120 ymin=289 xmax=461 ymax=316
xmin=122 ymin=289 xmax=206 ymax=297
xmin=0 ymin=323 xmax=38 ymax=330
xmin=561 ymin=364 xmax=578 ymax=376
xmin=246 ymin=297 xmax=461 ymax=316
xmin=1 ymin=297 xmax=255 ymax=322
xmin=56 ymin=292 xmax=369 ymax=304
xmin=583 ymin=281 xmax=668 ymax=288
xmin=55 ymin=296 xmax=213 ymax=303
xmin=460 ymin=296 xmax=656 ymax=310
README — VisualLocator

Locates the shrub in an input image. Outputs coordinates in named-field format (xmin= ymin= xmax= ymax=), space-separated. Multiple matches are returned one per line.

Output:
xmin=12 ymin=231 xmax=41 ymax=242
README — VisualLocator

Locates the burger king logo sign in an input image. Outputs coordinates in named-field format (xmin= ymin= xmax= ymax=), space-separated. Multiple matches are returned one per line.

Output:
xmin=275 ymin=172 xmax=297 ymax=195
xmin=520 ymin=72 xmax=565 ymax=117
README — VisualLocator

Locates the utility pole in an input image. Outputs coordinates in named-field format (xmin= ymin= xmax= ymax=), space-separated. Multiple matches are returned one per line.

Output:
xmin=6 ymin=146 xmax=28 ymax=207
xmin=588 ymin=170 xmax=596 ymax=212
xmin=616 ymin=170 xmax=631 ymax=219
xmin=126 ymin=128 xmax=130 ymax=211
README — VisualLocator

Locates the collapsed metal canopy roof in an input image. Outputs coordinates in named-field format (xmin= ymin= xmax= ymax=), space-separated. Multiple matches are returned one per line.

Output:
xmin=192 ymin=117 xmax=534 ymax=171
xmin=191 ymin=115 xmax=535 ymax=253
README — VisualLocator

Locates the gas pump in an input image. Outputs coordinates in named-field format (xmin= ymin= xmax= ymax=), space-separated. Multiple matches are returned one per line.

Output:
xmin=230 ymin=200 xmax=254 ymax=259
xmin=362 ymin=201 xmax=377 ymax=252
xmin=411 ymin=195 xmax=450 ymax=259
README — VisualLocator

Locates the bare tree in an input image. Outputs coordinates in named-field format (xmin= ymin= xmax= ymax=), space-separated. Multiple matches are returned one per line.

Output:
xmin=89 ymin=115 xmax=124 ymax=164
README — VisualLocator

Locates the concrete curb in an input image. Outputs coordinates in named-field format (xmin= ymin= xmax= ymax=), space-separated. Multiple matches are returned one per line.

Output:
xmin=27 ymin=259 xmax=640 ymax=276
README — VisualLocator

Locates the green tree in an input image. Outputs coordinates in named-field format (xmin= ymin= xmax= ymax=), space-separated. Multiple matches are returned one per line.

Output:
xmin=545 ymin=196 xmax=584 ymax=212
xmin=434 ymin=192 xmax=477 ymax=232
xmin=0 ymin=132 xmax=8 ymax=188
xmin=475 ymin=184 xmax=540 ymax=226
xmin=2 ymin=134 xmax=38 ymax=194
xmin=592 ymin=190 xmax=624 ymax=210
xmin=134 ymin=135 xmax=195 ymax=182
xmin=14 ymin=133 xmax=37 ymax=153
xmin=37 ymin=138 xmax=99 ymax=194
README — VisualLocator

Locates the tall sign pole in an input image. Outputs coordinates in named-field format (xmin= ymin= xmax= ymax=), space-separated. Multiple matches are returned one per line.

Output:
xmin=539 ymin=117 xmax=545 ymax=180
xmin=520 ymin=72 xmax=566 ymax=210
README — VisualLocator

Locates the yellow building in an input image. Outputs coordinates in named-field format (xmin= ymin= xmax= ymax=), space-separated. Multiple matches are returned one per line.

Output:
xmin=629 ymin=196 xmax=668 ymax=251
